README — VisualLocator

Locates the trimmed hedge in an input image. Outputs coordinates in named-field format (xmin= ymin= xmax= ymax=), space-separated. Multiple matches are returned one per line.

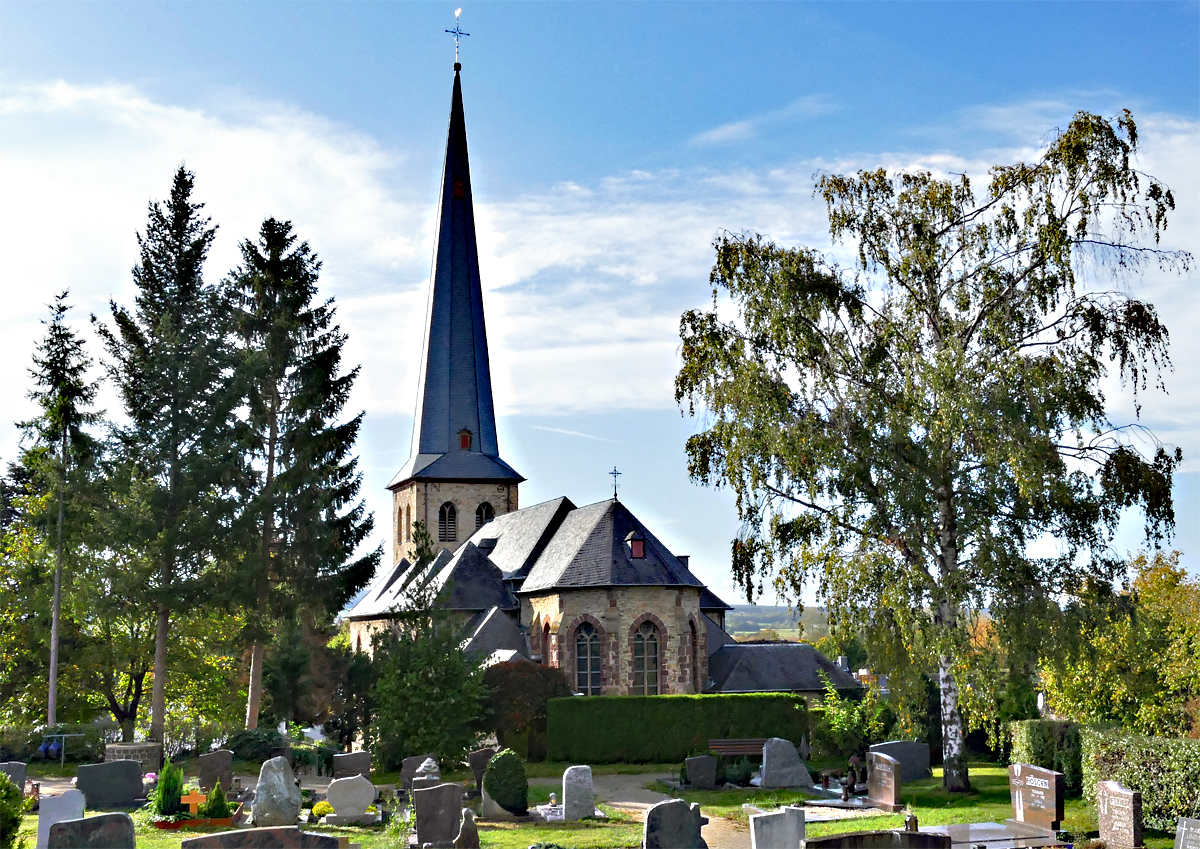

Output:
xmin=1082 ymin=727 xmax=1200 ymax=830
xmin=547 ymin=694 xmax=812 ymax=763
xmin=1008 ymin=719 xmax=1083 ymax=794
xmin=483 ymin=748 xmax=528 ymax=816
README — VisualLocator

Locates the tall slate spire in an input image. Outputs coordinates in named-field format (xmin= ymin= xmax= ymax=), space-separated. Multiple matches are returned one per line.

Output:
xmin=390 ymin=65 xmax=523 ymax=488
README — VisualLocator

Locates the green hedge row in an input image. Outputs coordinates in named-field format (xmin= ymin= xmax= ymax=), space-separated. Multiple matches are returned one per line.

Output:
xmin=1008 ymin=719 xmax=1083 ymax=794
xmin=547 ymin=695 xmax=813 ymax=763
xmin=1081 ymin=727 xmax=1200 ymax=830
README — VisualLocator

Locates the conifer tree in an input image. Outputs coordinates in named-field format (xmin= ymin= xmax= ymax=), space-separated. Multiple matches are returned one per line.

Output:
xmin=228 ymin=218 xmax=378 ymax=729
xmin=20 ymin=292 xmax=99 ymax=725
xmin=96 ymin=167 xmax=242 ymax=743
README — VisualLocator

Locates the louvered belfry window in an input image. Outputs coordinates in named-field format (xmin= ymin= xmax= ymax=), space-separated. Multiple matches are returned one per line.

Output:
xmin=476 ymin=502 xmax=494 ymax=529
xmin=439 ymin=501 xmax=456 ymax=542
xmin=576 ymin=623 xmax=602 ymax=696
xmin=632 ymin=621 xmax=660 ymax=695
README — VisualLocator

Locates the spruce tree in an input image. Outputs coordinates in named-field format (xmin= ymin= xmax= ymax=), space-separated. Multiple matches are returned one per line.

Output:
xmin=228 ymin=218 xmax=378 ymax=729
xmin=20 ymin=292 xmax=99 ymax=725
xmin=95 ymin=167 xmax=242 ymax=743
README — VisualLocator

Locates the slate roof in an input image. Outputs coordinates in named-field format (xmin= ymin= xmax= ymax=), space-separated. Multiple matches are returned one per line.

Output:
xmin=699 ymin=587 xmax=734 ymax=611
xmin=706 ymin=642 xmax=861 ymax=694
xmin=519 ymin=499 xmax=706 ymax=593
xmin=426 ymin=541 xmax=519 ymax=612
xmin=703 ymin=612 xmax=737 ymax=655
xmin=344 ymin=549 xmax=453 ymax=620
xmin=461 ymin=496 xmax=576 ymax=580
xmin=389 ymin=65 xmax=522 ymax=490
xmin=462 ymin=606 xmax=530 ymax=661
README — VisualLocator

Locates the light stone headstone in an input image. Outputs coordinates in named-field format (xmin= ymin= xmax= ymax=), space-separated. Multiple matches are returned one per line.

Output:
xmin=1007 ymin=763 xmax=1065 ymax=833
xmin=331 ymin=751 xmax=371 ymax=780
xmin=644 ymin=798 xmax=707 ymax=849
xmin=198 ymin=749 xmax=233 ymax=793
xmin=324 ymin=773 xmax=377 ymax=825
xmin=686 ymin=755 xmax=717 ymax=790
xmin=1097 ymin=781 xmax=1142 ymax=849
xmin=414 ymin=782 xmax=467 ymax=849
xmin=0 ymin=762 xmax=26 ymax=790
xmin=453 ymin=808 xmax=480 ymax=849
xmin=868 ymin=741 xmax=931 ymax=782
xmin=37 ymin=790 xmax=86 ymax=849
xmin=563 ymin=765 xmax=594 ymax=821
xmin=479 ymin=785 xmax=512 ymax=819
xmin=401 ymin=753 xmax=437 ymax=793
xmin=760 ymin=737 xmax=808 ymax=788
xmin=251 ymin=756 xmax=301 ymax=827
xmin=47 ymin=812 xmax=135 ymax=849
xmin=1175 ymin=818 xmax=1200 ymax=849
xmin=750 ymin=805 xmax=804 ymax=849
xmin=75 ymin=760 xmax=143 ymax=807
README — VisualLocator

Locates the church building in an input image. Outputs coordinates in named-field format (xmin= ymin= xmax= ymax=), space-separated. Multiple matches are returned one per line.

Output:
xmin=346 ymin=61 xmax=858 ymax=699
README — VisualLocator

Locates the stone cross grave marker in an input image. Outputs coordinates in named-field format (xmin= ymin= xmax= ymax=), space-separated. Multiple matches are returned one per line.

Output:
xmin=1175 ymin=818 xmax=1200 ymax=849
xmin=1097 ymin=781 xmax=1142 ymax=849
xmin=182 ymin=788 xmax=208 ymax=816
xmin=866 ymin=751 xmax=903 ymax=812
xmin=1007 ymin=763 xmax=1065 ymax=833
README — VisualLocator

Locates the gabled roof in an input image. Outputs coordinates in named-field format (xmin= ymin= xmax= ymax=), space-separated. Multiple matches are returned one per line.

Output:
xmin=389 ymin=65 xmax=522 ymax=490
xmin=462 ymin=496 xmax=576 ymax=580
xmin=699 ymin=587 xmax=734 ymax=611
xmin=343 ymin=549 xmax=453 ymax=620
xmin=706 ymin=642 xmax=861 ymax=694
xmin=703 ymin=612 xmax=737 ymax=655
xmin=427 ymin=541 xmax=518 ymax=612
xmin=462 ymin=606 xmax=530 ymax=661
xmin=519 ymin=499 xmax=706 ymax=593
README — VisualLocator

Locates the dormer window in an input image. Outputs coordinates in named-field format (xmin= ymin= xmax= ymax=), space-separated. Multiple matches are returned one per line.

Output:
xmin=625 ymin=530 xmax=645 ymax=559
xmin=453 ymin=179 xmax=465 ymax=199
xmin=459 ymin=429 xmax=472 ymax=450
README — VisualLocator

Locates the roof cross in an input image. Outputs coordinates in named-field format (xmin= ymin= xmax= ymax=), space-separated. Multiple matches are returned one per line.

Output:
xmin=445 ymin=9 xmax=469 ymax=64
xmin=610 ymin=466 xmax=622 ymax=500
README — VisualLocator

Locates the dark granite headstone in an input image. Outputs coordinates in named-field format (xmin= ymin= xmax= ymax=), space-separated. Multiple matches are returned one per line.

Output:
xmin=1097 ymin=781 xmax=1142 ymax=849
xmin=198 ymin=749 xmax=233 ymax=792
xmin=866 ymin=752 xmax=902 ymax=812
xmin=331 ymin=750 xmax=371 ymax=780
xmin=0 ymin=762 xmax=26 ymax=789
xmin=75 ymin=760 xmax=143 ymax=807
xmin=414 ymin=782 xmax=466 ymax=848
xmin=47 ymin=812 xmax=136 ymax=849
xmin=180 ymin=826 xmax=340 ymax=848
xmin=802 ymin=831 xmax=951 ymax=849
xmin=401 ymin=753 xmax=436 ymax=793
xmin=468 ymin=747 xmax=496 ymax=789
xmin=1174 ymin=818 xmax=1200 ymax=849
xmin=644 ymin=798 xmax=707 ymax=849
xmin=868 ymin=742 xmax=931 ymax=782
xmin=1007 ymin=763 xmax=1065 ymax=833
xmin=686 ymin=755 xmax=718 ymax=790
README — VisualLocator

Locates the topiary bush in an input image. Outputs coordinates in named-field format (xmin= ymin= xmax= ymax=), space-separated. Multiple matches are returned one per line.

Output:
xmin=150 ymin=759 xmax=185 ymax=817
xmin=1009 ymin=719 xmax=1083 ymax=794
xmin=1081 ymin=727 xmax=1200 ymax=830
xmin=0 ymin=772 xmax=23 ymax=849
xmin=483 ymin=748 xmax=528 ymax=816
xmin=198 ymin=780 xmax=231 ymax=819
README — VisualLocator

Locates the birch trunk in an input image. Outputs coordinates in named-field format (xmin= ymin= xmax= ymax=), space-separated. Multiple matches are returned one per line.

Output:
xmin=938 ymin=656 xmax=971 ymax=791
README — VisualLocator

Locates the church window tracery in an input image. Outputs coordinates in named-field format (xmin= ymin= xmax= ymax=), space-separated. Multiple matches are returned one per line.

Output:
xmin=439 ymin=501 xmax=457 ymax=541
xmin=632 ymin=621 xmax=660 ymax=695
xmin=476 ymin=502 xmax=494 ymax=529
xmin=575 ymin=623 xmax=602 ymax=695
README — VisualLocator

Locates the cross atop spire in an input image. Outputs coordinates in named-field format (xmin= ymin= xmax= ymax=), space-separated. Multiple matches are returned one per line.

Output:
xmin=445 ymin=9 xmax=469 ymax=65
xmin=610 ymin=466 xmax=622 ymax=500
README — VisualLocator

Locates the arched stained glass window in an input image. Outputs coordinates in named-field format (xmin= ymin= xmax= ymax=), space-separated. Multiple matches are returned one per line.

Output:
xmin=576 ymin=623 xmax=601 ymax=695
xmin=476 ymin=502 xmax=494 ymax=530
xmin=632 ymin=621 xmax=660 ymax=695
xmin=438 ymin=501 xmax=456 ymax=542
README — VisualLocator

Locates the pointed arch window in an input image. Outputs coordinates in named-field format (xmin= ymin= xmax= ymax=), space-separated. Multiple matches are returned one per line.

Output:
xmin=575 ymin=623 xmax=602 ymax=696
xmin=632 ymin=621 xmax=660 ymax=695
xmin=690 ymin=620 xmax=700 ymax=691
xmin=405 ymin=505 xmax=413 ymax=542
xmin=438 ymin=502 xmax=457 ymax=542
xmin=476 ymin=502 xmax=494 ymax=530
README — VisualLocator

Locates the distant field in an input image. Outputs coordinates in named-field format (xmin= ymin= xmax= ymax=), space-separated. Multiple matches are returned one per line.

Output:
xmin=725 ymin=605 xmax=829 ymax=642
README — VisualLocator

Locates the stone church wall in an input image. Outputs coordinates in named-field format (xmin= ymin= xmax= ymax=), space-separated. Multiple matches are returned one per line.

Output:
xmin=391 ymin=479 xmax=519 ymax=562
xmin=523 ymin=586 xmax=707 ymax=696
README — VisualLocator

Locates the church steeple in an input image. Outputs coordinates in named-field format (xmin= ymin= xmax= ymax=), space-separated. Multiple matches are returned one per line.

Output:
xmin=389 ymin=64 xmax=522 ymax=560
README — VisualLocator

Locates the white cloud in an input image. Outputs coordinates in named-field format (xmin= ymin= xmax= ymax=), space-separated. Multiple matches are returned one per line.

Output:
xmin=691 ymin=94 xmax=839 ymax=147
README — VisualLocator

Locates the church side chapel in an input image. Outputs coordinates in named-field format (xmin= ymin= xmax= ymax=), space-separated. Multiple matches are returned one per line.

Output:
xmin=346 ymin=61 xmax=858 ymax=700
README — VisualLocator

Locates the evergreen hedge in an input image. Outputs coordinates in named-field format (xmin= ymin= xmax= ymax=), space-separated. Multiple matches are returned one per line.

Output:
xmin=1008 ymin=719 xmax=1083 ymax=794
xmin=547 ymin=694 xmax=812 ymax=763
xmin=1081 ymin=727 xmax=1200 ymax=830
xmin=483 ymin=748 xmax=528 ymax=816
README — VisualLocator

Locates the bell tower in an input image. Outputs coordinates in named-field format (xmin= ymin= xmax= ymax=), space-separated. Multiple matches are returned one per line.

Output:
xmin=388 ymin=62 xmax=523 ymax=563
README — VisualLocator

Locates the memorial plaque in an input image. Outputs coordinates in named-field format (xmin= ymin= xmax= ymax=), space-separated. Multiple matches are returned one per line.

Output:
xmin=1175 ymin=817 xmax=1200 ymax=849
xmin=866 ymin=751 xmax=903 ymax=812
xmin=1007 ymin=763 xmax=1065 ymax=833
xmin=1097 ymin=781 xmax=1142 ymax=849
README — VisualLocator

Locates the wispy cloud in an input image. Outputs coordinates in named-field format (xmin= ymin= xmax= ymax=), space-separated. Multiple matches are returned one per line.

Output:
xmin=529 ymin=425 xmax=627 ymax=444
xmin=691 ymin=94 xmax=839 ymax=146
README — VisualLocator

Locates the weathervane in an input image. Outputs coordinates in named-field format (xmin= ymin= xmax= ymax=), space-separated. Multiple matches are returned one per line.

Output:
xmin=446 ymin=8 xmax=469 ymax=64
xmin=610 ymin=466 xmax=622 ymax=500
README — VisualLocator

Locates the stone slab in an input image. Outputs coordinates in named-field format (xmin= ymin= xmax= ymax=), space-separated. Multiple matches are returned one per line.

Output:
xmin=761 ymin=737 xmax=808 ymax=789
xmin=1174 ymin=818 xmax=1200 ymax=849
xmin=686 ymin=755 xmax=717 ymax=790
xmin=1097 ymin=780 xmax=1142 ymax=849
xmin=750 ymin=805 xmax=804 ymax=849
xmin=922 ymin=822 xmax=1064 ymax=848
xmin=180 ymin=826 xmax=340 ymax=848
xmin=37 ymin=790 xmax=86 ymax=849
xmin=47 ymin=812 xmax=135 ymax=849
xmin=644 ymin=798 xmax=708 ymax=849
xmin=198 ymin=749 xmax=234 ymax=793
xmin=563 ymin=765 xmax=594 ymax=822
xmin=1007 ymin=764 xmax=1065 ymax=833
xmin=0 ymin=762 xmax=26 ymax=790
xmin=75 ymin=760 xmax=143 ymax=808
xmin=869 ymin=742 xmax=931 ymax=783
xmin=803 ymin=831 xmax=952 ymax=849
xmin=866 ymin=752 xmax=903 ymax=812
xmin=468 ymin=747 xmax=495 ymax=790
xmin=454 ymin=808 xmax=480 ymax=849
xmin=332 ymin=751 xmax=371 ymax=780
xmin=414 ymin=782 xmax=466 ymax=848
xmin=401 ymin=753 xmax=436 ymax=793
xmin=327 ymin=774 xmax=375 ymax=817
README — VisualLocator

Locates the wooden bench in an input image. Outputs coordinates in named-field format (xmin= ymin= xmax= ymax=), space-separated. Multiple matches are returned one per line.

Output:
xmin=708 ymin=738 xmax=768 ymax=759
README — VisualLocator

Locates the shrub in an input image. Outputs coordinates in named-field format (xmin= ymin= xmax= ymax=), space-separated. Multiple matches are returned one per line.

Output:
xmin=198 ymin=781 xmax=231 ymax=819
xmin=547 ymin=694 xmax=810 ymax=763
xmin=0 ymin=772 xmax=23 ymax=849
xmin=150 ymin=759 xmax=185 ymax=817
xmin=484 ymin=661 xmax=573 ymax=739
xmin=311 ymin=800 xmax=334 ymax=818
xmin=226 ymin=728 xmax=284 ymax=763
xmin=1081 ymin=727 xmax=1200 ymax=830
xmin=483 ymin=748 xmax=528 ymax=816
xmin=723 ymin=756 xmax=754 ymax=786
xmin=1009 ymin=719 xmax=1083 ymax=794
xmin=810 ymin=677 xmax=892 ymax=759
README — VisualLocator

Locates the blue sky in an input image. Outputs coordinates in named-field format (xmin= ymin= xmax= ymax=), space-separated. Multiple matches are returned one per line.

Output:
xmin=1 ymin=2 xmax=1198 ymax=604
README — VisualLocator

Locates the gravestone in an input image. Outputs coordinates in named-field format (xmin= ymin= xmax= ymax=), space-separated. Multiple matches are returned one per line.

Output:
xmin=401 ymin=753 xmax=436 ymax=793
xmin=749 ymin=805 xmax=804 ymax=849
xmin=801 ymin=831 xmax=952 ymax=849
xmin=686 ymin=755 xmax=718 ymax=790
xmin=1097 ymin=781 xmax=1142 ymax=849
xmin=797 ymin=736 xmax=812 ymax=762
xmin=199 ymin=749 xmax=234 ymax=793
xmin=47 ymin=812 xmax=135 ymax=849
xmin=413 ymin=776 xmax=445 ymax=791
xmin=563 ymin=765 xmax=594 ymax=821
xmin=868 ymin=742 xmax=931 ymax=782
xmin=644 ymin=798 xmax=707 ymax=849
xmin=1173 ymin=817 xmax=1200 ymax=849
xmin=325 ymin=773 xmax=376 ymax=825
xmin=0 ymin=762 xmax=26 ymax=790
xmin=866 ymin=752 xmax=903 ymax=812
xmin=479 ymin=785 xmax=512 ymax=819
xmin=37 ymin=790 xmax=85 ymax=849
xmin=454 ymin=808 xmax=480 ymax=849
xmin=104 ymin=742 xmax=161 ymax=774
xmin=468 ymin=747 xmax=496 ymax=789
xmin=1007 ymin=763 xmax=1065 ymax=833
xmin=75 ymin=760 xmax=143 ymax=807
xmin=760 ymin=737 xmax=808 ymax=788
xmin=414 ymin=782 xmax=467 ymax=848
xmin=180 ymin=826 xmax=340 ymax=848
xmin=251 ymin=756 xmax=301 ymax=827
xmin=331 ymin=750 xmax=371 ymax=780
